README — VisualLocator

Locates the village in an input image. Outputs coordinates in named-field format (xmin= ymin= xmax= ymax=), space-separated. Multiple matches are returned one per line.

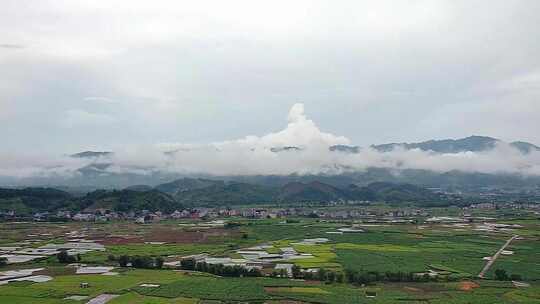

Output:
xmin=2 ymin=200 xmax=539 ymax=225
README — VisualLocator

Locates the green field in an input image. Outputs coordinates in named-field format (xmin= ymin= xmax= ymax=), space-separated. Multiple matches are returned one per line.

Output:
xmin=1 ymin=215 xmax=539 ymax=303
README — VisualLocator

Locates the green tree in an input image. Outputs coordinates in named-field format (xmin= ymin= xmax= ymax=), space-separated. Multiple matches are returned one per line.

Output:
xmin=57 ymin=249 xmax=76 ymax=263
xmin=118 ymin=255 xmax=130 ymax=267
xmin=154 ymin=257 xmax=164 ymax=269
xmin=180 ymin=258 xmax=196 ymax=270
xmin=317 ymin=268 xmax=327 ymax=281
xmin=292 ymin=265 xmax=302 ymax=279
xmin=131 ymin=256 xmax=153 ymax=268
xmin=336 ymin=272 xmax=344 ymax=283
xmin=495 ymin=269 xmax=509 ymax=281
xmin=510 ymin=274 xmax=522 ymax=281
xmin=326 ymin=271 xmax=336 ymax=283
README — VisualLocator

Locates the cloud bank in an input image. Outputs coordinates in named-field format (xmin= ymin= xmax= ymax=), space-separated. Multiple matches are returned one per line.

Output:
xmin=2 ymin=1 xmax=540 ymax=154
xmin=1 ymin=103 xmax=540 ymax=180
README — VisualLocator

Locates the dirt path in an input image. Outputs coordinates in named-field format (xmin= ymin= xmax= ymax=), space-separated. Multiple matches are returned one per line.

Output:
xmin=86 ymin=294 xmax=119 ymax=304
xmin=478 ymin=235 xmax=519 ymax=278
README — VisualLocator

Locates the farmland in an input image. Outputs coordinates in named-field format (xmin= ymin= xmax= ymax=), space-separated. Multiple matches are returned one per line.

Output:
xmin=1 ymin=210 xmax=539 ymax=303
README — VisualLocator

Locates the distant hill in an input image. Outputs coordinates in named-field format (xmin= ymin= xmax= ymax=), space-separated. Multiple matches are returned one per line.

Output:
xmin=77 ymin=163 xmax=113 ymax=176
xmin=0 ymin=187 xmax=72 ymax=213
xmin=0 ymin=178 xmax=463 ymax=213
xmin=172 ymin=182 xmax=278 ymax=205
xmin=361 ymin=182 xmax=447 ymax=204
xmin=153 ymin=178 xmax=452 ymax=206
xmin=510 ymin=141 xmax=540 ymax=154
xmin=124 ymin=185 xmax=153 ymax=192
xmin=80 ymin=189 xmax=179 ymax=213
xmin=70 ymin=151 xmax=113 ymax=158
xmin=279 ymin=181 xmax=349 ymax=202
xmin=270 ymin=146 xmax=302 ymax=153
xmin=372 ymin=136 xmax=540 ymax=154
xmin=155 ymin=178 xmax=224 ymax=196
xmin=329 ymin=145 xmax=360 ymax=153
xmin=0 ymin=187 xmax=181 ymax=214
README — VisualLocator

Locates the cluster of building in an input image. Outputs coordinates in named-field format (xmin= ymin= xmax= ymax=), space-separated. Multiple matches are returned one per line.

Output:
xmin=464 ymin=202 xmax=540 ymax=210
xmin=50 ymin=207 xmax=430 ymax=223
xmin=2 ymin=200 xmax=539 ymax=223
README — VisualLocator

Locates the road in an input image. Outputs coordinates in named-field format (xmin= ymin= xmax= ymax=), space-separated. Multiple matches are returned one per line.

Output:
xmin=478 ymin=235 xmax=519 ymax=278
xmin=86 ymin=294 xmax=118 ymax=304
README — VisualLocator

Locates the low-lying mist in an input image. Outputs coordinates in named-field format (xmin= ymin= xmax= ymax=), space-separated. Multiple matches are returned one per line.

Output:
xmin=2 ymin=104 xmax=540 ymax=179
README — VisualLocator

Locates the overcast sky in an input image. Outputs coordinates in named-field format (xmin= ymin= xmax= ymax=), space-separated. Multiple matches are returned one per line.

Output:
xmin=2 ymin=0 xmax=540 ymax=155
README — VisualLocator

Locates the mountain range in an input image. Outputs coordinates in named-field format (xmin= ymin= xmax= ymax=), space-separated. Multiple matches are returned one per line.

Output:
xmin=1 ymin=136 xmax=539 ymax=194
xmin=370 ymin=136 xmax=540 ymax=154
xmin=0 ymin=179 xmax=457 ymax=214
xmin=71 ymin=136 xmax=540 ymax=159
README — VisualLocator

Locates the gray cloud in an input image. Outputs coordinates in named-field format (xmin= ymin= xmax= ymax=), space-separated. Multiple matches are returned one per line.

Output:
xmin=0 ymin=44 xmax=25 ymax=49
xmin=0 ymin=0 xmax=539 ymax=159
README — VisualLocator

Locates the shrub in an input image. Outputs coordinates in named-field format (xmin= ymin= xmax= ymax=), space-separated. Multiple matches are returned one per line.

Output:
xmin=155 ymin=257 xmax=164 ymax=269
xmin=180 ymin=258 xmax=196 ymax=270
xmin=510 ymin=274 xmax=522 ymax=281
xmin=495 ymin=269 xmax=509 ymax=281
xmin=118 ymin=255 xmax=130 ymax=267
xmin=57 ymin=249 xmax=76 ymax=263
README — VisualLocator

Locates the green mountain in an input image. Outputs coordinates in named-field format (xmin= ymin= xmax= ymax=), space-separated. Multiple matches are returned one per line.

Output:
xmin=124 ymin=185 xmax=154 ymax=192
xmin=0 ymin=187 xmax=72 ymax=214
xmin=80 ymin=189 xmax=180 ymax=212
xmin=279 ymin=181 xmax=350 ymax=202
xmin=155 ymin=178 xmax=225 ymax=196
xmin=361 ymin=182 xmax=446 ymax=204
xmin=172 ymin=182 xmax=278 ymax=206
xmin=0 ymin=188 xmax=181 ymax=214
xmin=0 ymin=179 xmax=460 ymax=213
xmin=153 ymin=178 xmax=453 ymax=206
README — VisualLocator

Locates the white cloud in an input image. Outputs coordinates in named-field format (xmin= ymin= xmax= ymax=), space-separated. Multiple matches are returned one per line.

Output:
xmin=1 ymin=103 xmax=540 ymax=178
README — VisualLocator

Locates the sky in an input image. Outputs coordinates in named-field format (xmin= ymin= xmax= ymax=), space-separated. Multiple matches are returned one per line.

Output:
xmin=1 ymin=1 xmax=540 ymax=177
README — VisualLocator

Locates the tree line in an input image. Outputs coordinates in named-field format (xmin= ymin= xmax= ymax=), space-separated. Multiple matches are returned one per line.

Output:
xmin=108 ymin=254 xmax=164 ymax=269
xmin=180 ymin=258 xmax=262 ymax=277
xmin=104 ymin=255 xmax=522 ymax=283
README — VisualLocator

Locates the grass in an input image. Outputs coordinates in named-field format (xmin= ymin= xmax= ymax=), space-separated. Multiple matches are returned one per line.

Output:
xmin=83 ymin=243 xmax=230 ymax=264
xmin=268 ymin=286 xmax=330 ymax=294
xmin=484 ymin=238 xmax=540 ymax=280
xmin=291 ymin=243 xmax=341 ymax=269
xmin=0 ymin=295 xmax=69 ymax=304
xmin=332 ymin=230 xmax=503 ymax=274
xmin=0 ymin=269 xmax=184 ymax=301
xmin=109 ymin=292 xmax=199 ymax=304
xmin=335 ymin=243 xmax=419 ymax=252
xmin=1 ymin=217 xmax=539 ymax=304
xmin=134 ymin=276 xmax=306 ymax=301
